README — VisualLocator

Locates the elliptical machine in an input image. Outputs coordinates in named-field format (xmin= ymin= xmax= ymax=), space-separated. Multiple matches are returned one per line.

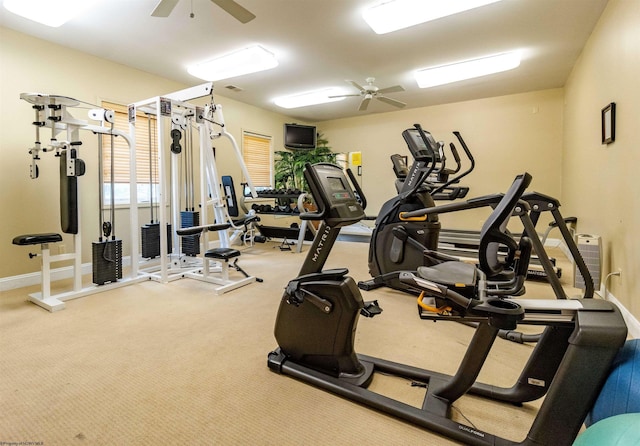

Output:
xmin=267 ymin=162 xmax=627 ymax=445
xmin=361 ymin=124 xmax=589 ymax=300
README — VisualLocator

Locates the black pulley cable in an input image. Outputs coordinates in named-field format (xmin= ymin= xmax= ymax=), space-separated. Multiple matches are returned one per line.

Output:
xmin=97 ymin=131 xmax=104 ymax=242
xmin=188 ymin=119 xmax=195 ymax=211
xmin=148 ymin=114 xmax=154 ymax=223
xmin=109 ymin=120 xmax=116 ymax=240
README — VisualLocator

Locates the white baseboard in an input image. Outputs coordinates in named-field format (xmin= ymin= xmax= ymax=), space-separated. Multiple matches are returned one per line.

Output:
xmin=557 ymin=240 xmax=639 ymax=338
xmin=0 ymin=256 xmax=132 ymax=292
xmin=598 ymin=286 xmax=640 ymax=339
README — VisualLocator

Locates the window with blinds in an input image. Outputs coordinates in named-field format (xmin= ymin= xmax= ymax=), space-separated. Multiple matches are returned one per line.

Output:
xmin=101 ymin=101 xmax=158 ymax=205
xmin=242 ymin=131 xmax=272 ymax=187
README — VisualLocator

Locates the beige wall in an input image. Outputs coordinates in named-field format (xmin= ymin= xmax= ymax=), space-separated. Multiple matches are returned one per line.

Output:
xmin=317 ymin=89 xmax=565 ymax=232
xmin=562 ymin=0 xmax=639 ymax=320
xmin=2 ymin=0 xmax=638 ymax=325
xmin=0 ymin=27 xmax=296 ymax=279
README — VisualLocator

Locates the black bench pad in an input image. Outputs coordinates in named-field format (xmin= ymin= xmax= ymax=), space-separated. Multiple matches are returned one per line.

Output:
xmin=13 ymin=233 xmax=63 ymax=245
xmin=204 ymin=247 xmax=241 ymax=260
xmin=176 ymin=223 xmax=231 ymax=236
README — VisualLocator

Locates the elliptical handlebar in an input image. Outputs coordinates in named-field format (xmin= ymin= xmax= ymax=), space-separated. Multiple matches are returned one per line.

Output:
xmin=413 ymin=123 xmax=438 ymax=180
xmin=450 ymin=142 xmax=462 ymax=167
xmin=430 ymin=131 xmax=475 ymax=196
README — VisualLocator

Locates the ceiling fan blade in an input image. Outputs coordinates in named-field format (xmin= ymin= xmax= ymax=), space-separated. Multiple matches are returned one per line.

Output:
xmin=347 ymin=80 xmax=365 ymax=92
xmin=359 ymin=96 xmax=371 ymax=111
xmin=211 ymin=0 xmax=256 ymax=23
xmin=377 ymin=95 xmax=407 ymax=108
xmin=328 ymin=94 xmax=361 ymax=98
xmin=377 ymin=85 xmax=405 ymax=95
xmin=151 ymin=0 xmax=179 ymax=17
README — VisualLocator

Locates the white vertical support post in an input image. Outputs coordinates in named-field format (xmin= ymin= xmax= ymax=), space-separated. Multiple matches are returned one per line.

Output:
xmin=69 ymin=124 xmax=82 ymax=292
xmin=198 ymin=115 xmax=211 ymax=261
xmin=156 ymin=97 xmax=169 ymax=282
xmin=41 ymin=244 xmax=51 ymax=299
xmin=171 ymin=125 xmax=181 ymax=260
xmin=128 ymin=110 xmax=139 ymax=278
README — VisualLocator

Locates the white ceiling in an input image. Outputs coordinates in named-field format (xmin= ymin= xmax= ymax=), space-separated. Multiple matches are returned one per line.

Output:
xmin=0 ymin=0 xmax=608 ymax=122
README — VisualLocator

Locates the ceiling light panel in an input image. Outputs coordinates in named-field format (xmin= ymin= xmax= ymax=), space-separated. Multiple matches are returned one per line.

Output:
xmin=187 ymin=45 xmax=278 ymax=82
xmin=3 ymin=0 xmax=102 ymax=27
xmin=363 ymin=0 xmax=502 ymax=34
xmin=414 ymin=51 xmax=521 ymax=88
xmin=274 ymin=88 xmax=346 ymax=109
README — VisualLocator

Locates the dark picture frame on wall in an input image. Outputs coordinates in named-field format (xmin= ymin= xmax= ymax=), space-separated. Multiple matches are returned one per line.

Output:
xmin=601 ymin=102 xmax=616 ymax=144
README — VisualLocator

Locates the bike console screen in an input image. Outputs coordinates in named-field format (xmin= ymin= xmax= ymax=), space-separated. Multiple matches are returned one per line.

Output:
xmin=305 ymin=163 xmax=365 ymax=227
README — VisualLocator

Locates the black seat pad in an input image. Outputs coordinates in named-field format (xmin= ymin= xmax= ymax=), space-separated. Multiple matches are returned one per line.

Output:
xmin=13 ymin=233 xmax=63 ymax=245
xmin=416 ymin=262 xmax=477 ymax=287
xmin=204 ymin=247 xmax=241 ymax=260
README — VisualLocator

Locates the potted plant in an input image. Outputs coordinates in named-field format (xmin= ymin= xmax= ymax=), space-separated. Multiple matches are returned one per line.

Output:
xmin=274 ymin=133 xmax=336 ymax=192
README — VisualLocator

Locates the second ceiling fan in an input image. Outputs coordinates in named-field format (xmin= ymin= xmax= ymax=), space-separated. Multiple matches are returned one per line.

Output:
xmin=330 ymin=78 xmax=406 ymax=111
xmin=151 ymin=0 xmax=256 ymax=23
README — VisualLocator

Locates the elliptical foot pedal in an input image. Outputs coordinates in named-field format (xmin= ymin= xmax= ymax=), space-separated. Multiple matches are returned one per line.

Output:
xmin=357 ymin=279 xmax=383 ymax=291
xmin=361 ymin=300 xmax=383 ymax=317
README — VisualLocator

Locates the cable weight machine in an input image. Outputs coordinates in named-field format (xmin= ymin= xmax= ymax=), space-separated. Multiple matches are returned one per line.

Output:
xmin=130 ymin=83 xmax=261 ymax=292
xmin=12 ymin=93 xmax=143 ymax=311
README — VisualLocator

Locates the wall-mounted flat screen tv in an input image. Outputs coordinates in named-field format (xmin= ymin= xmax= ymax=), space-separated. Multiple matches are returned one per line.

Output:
xmin=284 ymin=123 xmax=316 ymax=150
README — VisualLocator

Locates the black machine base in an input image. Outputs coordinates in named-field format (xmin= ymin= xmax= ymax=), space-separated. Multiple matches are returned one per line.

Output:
xmin=269 ymin=294 xmax=627 ymax=446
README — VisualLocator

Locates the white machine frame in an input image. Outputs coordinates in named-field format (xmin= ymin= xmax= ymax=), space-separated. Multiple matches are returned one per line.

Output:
xmin=17 ymin=93 xmax=145 ymax=311
xmin=129 ymin=83 xmax=259 ymax=293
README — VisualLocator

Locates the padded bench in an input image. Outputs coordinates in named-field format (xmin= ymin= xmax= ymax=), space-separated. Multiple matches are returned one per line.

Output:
xmin=13 ymin=233 xmax=63 ymax=246
xmin=204 ymin=247 xmax=241 ymax=261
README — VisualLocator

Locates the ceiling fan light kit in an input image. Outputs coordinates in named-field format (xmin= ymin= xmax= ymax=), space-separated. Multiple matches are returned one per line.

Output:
xmin=2 ymin=0 xmax=101 ymax=27
xmin=414 ymin=51 xmax=521 ymax=88
xmin=363 ymin=0 xmax=502 ymax=34
xmin=187 ymin=45 xmax=278 ymax=82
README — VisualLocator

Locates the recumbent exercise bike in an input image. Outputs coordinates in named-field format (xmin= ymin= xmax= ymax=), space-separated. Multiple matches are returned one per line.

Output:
xmin=268 ymin=161 xmax=627 ymax=446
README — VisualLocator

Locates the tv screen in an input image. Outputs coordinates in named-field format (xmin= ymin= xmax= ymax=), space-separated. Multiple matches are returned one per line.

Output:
xmin=284 ymin=123 xmax=316 ymax=150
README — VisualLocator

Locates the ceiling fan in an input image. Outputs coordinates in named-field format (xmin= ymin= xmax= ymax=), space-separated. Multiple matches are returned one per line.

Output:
xmin=151 ymin=0 xmax=256 ymax=23
xmin=330 ymin=78 xmax=406 ymax=111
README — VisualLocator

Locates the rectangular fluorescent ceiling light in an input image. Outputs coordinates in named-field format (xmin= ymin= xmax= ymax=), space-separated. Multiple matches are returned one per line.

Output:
xmin=363 ymin=0 xmax=502 ymax=34
xmin=187 ymin=45 xmax=278 ymax=82
xmin=3 ymin=0 xmax=101 ymax=27
xmin=415 ymin=51 xmax=521 ymax=88
xmin=274 ymin=88 xmax=346 ymax=109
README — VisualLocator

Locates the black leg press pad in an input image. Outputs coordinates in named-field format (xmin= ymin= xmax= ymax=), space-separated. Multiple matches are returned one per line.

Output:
xmin=204 ymin=247 xmax=241 ymax=260
xmin=13 ymin=233 xmax=63 ymax=246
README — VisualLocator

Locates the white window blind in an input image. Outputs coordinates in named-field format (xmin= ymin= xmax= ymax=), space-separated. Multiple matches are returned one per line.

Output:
xmin=242 ymin=131 xmax=272 ymax=187
xmin=101 ymin=101 xmax=158 ymax=204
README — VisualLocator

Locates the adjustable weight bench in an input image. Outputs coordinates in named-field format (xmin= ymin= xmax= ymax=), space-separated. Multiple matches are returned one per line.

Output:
xmin=176 ymin=223 xmax=262 ymax=294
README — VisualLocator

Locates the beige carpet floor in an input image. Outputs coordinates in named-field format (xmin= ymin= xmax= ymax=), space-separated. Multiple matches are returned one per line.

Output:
xmin=0 ymin=239 xmax=582 ymax=445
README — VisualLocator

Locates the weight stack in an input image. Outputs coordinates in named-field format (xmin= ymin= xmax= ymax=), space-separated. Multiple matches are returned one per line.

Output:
xmin=141 ymin=223 xmax=173 ymax=258
xmin=181 ymin=211 xmax=200 ymax=256
xmin=574 ymin=234 xmax=601 ymax=291
xmin=92 ymin=239 xmax=123 ymax=285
